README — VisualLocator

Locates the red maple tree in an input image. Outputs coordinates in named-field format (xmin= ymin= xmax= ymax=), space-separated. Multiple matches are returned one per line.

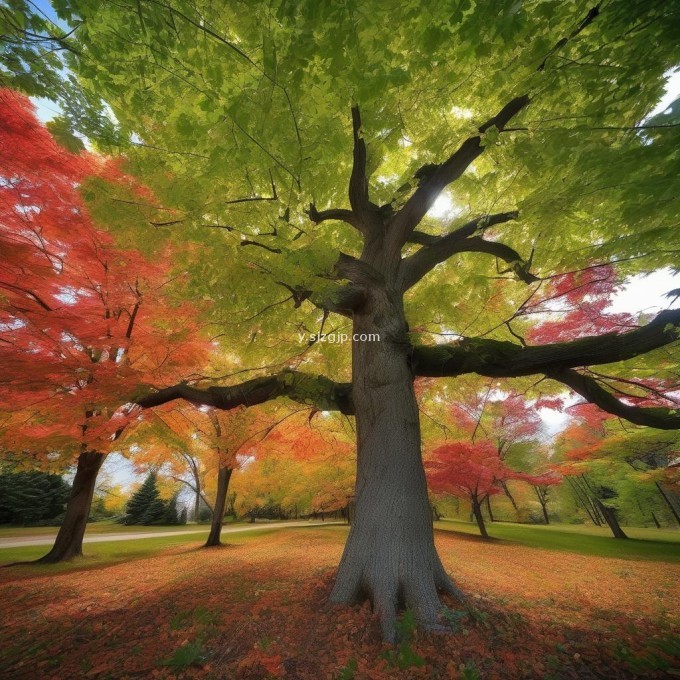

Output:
xmin=425 ymin=440 xmax=560 ymax=538
xmin=0 ymin=89 xmax=210 ymax=561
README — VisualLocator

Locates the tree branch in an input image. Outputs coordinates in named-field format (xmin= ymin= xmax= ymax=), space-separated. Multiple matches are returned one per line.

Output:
xmin=387 ymin=3 xmax=602 ymax=251
xmin=537 ymin=4 xmax=601 ymax=72
xmin=412 ymin=308 xmax=680 ymax=379
xmin=388 ymin=96 xmax=530 ymax=247
xmin=307 ymin=204 xmax=359 ymax=230
xmin=136 ymin=371 xmax=354 ymax=415
xmin=547 ymin=368 xmax=680 ymax=429
xmin=456 ymin=238 xmax=539 ymax=284
xmin=347 ymin=105 xmax=383 ymax=235
xmin=240 ymin=240 xmax=282 ymax=254
xmin=400 ymin=211 xmax=520 ymax=288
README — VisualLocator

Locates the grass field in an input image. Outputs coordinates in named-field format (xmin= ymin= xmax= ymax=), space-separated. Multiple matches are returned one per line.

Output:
xmin=0 ymin=522 xmax=325 ymax=571
xmin=0 ymin=518 xmax=251 ymax=537
xmin=435 ymin=518 xmax=680 ymax=561
xmin=0 ymin=522 xmax=678 ymax=678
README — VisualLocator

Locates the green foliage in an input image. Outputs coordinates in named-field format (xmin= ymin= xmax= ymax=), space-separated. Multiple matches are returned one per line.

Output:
xmin=88 ymin=495 xmax=118 ymax=522
xmin=381 ymin=609 xmax=425 ymax=669
xmin=163 ymin=492 xmax=183 ymax=525
xmin=122 ymin=472 xmax=182 ymax=525
xmin=335 ymin=658 xmax=357 ymax=680
xmin=0 ymin=470 xmax=70 ymax=525
xmin=160 ymin=639 xmax=204 ymax=670
xmin=441 ymin=606 xmax=467 ymax=633
xmin=461 ymin=661 xmax=481 ymax=680
xmin=15 ymin=0 xmax=674 ymax=371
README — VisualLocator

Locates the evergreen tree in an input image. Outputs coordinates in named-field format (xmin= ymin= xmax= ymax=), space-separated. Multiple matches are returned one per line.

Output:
xmin=124 ymin=472 xmax=166 ymax=525
xmin=0 ymin=471 xmax=70 ymax=525
xmin=162 ymin=492 xmax=181 ymax=525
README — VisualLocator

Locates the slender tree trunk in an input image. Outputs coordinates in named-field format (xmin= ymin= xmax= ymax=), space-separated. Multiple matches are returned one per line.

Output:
xmin=651 ymin=511 xmax=661 ymax=529
xmin=567 ymin=477 xmax=600 ymax=526
xmin=472 ymin=497 xmax=489 ymax=539
xmin=485 ymin=495 xmax=495 ymax=522
xmin=500 ymin=480 xmax=518 ymax=511
xmin=329 ymin=296 xmax=463 ymax=642
xmin=205 ymin=466 xmax=233 ymax=547
xmin=37 ymin=451 xmax=105 ymax=563
xmin=580 ymin=475 xmax=607 ymax=525
xmin=655 ymin=482 xmax=680 ymax=527
xmin=194 ymin=487 xmax=201 ymax=523
xmin=534 ymin=486 xmax=550 ymax=524
xmin=595 ymin=499 xmax=628 ymax=539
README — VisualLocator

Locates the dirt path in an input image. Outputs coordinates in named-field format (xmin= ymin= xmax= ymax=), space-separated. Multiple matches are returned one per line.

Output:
xmin=0 ymin=521 xmax=341 ymax=548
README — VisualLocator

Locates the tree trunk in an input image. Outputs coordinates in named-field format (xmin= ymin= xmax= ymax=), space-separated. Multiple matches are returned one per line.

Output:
xmin=37 ymin=451 xmax=105 ymax=563
xmin=651 ymin=511 xmax=661 ymax=529
xmin=194 ymin=487 xmax=201 ymax=523
xmin=500 ymin=480 xmax=518 ymax=511
xmin=655 ymin=482 xmax=680 ymax=527
xmin=205 ymin=466 xmax=233 ymax=547
xmin=329 ymin=296 xmax=463 ymax=642
xmin=595 ymin=499 xmax=628 ymax=539
xmin=485 ymin=495 xmax=495 ymax=522
xmin=567 ymin=477 xmax=600 ymax=526
xmin=472 ymin=497 xmax=489 ymax=539
xmin=534 ymin=486 xmax=550 ymax=524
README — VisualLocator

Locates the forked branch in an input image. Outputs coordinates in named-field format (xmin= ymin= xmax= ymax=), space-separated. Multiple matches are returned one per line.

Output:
xmin=388 ymin=95 xmax=530 ymax=247
xmin=400 ymin=211 xmax=521 ymax=288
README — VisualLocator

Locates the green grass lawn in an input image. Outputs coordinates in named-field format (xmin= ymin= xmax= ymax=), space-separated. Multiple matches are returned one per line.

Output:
xmin=0 ymin=525 xmax=297 ymax=574
xmin=0 ymin=516 xmax=298 ymax=538
xmin=2 ymin=519 xmax=677 ymax=577
xmin=435 ymin=518 xmax=680 ymax=561
xmin=0 ymin=520 xmax=209 ymax=537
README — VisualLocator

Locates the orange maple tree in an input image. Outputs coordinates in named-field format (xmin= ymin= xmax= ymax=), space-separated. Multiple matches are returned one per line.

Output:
xmin=0 ymin=89 xmax=210 ymax=561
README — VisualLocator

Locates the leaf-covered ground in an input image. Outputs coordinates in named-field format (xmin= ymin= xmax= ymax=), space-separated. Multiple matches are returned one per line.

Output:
xmin=0 ymin=526 xmax=677 ymax=679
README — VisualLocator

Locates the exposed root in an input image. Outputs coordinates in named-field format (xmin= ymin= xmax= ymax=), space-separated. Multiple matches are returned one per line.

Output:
xmin=331 ymin=563 xmax=468 ymax=643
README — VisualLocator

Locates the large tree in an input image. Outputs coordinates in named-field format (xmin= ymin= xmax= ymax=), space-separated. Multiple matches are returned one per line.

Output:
xmin=4 ymin=1 xmax=680 ymax=639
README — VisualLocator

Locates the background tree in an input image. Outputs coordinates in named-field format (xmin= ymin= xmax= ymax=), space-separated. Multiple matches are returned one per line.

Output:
xmin=122 ymin=471 xmax=179 ymax=525
xmin=425 ymin=440 xmax=559 ymax=538
xmin=0 ymin=468 xmax=71 ymax=525
xmin=0 ymin=90 xmax=210 ymax=561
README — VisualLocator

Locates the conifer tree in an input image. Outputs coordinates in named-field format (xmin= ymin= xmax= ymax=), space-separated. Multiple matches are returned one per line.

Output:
xmin=124 ymin=472 xmax=164 ymax=526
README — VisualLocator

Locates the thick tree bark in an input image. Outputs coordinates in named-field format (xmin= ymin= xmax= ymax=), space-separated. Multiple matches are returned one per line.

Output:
xmin=595 ymin=499 xmax=628 ymax=539
xmin=37 ymin=451 xmax=105 ymax=563
xmin=205 ymin=466 xmax=233 ymax=547
xmin=329 ymin=294 xmax=463 ymax=642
